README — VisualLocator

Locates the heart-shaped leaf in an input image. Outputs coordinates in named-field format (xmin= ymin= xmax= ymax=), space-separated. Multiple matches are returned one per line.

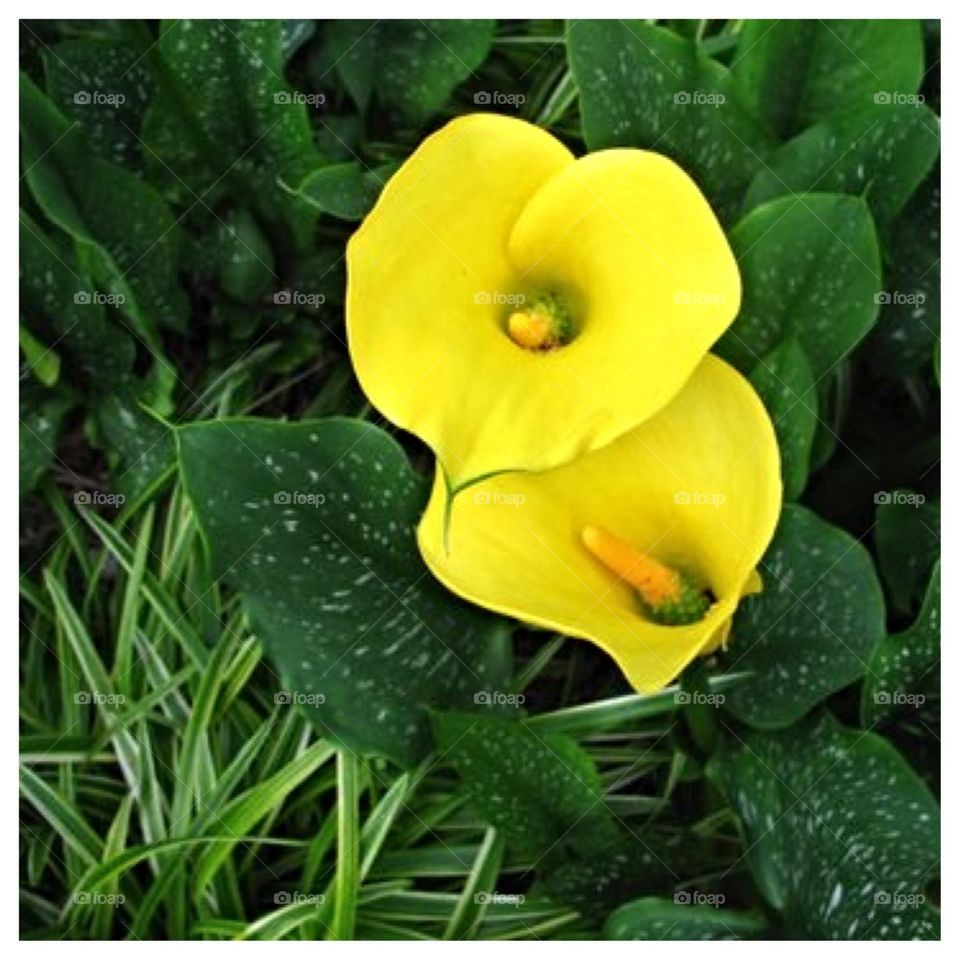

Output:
xmin=710 ymin=712 xmax=939 ymax=939
xmin=722 ymin=505 xmax=885 ymax=728
xmin=177 ymin=418 xmax=511 ymax=766
xmin=716 ymin=194 xmax=881 ymax=378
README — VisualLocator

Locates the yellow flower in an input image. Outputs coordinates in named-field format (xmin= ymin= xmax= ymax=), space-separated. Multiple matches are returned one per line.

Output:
xmin=417 ymin=355 xmax=782 ymax=692
xmin=347 ymin=114 xmax=741 ymax=492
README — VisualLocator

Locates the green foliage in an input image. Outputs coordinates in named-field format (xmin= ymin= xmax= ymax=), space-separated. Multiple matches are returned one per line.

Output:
xmin=711 ymin=713 xmax=940 ymax=939
xmin=723 ymin=505 xmax=886 ymax=727
xmin=731 ymin=20 xmax=925 ymax=138
xmin=178 ymin=418 xmax=512 ymax=765
xmin=19 ymin=18 xmax=939 ymax=942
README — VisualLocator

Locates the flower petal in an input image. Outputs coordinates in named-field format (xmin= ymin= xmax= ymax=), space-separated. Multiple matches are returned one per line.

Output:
xmin=417 ymin=355 xmax=782 ymax=692
xmin=348 ymin=117 xmax=739 ymax=489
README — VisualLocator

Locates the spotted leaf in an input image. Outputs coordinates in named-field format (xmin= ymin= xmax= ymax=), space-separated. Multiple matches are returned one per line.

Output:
xmin=710 ymin=712 xmax=940 ymax=939
xmin=177 ymin=418 xmax=511 ymax=766
xmin=722 ymin=505 xmax=885 ymax=728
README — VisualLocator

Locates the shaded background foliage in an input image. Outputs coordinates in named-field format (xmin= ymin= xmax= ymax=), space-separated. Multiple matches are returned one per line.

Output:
xmin=20 ymin=19 xmax=939 ymax=941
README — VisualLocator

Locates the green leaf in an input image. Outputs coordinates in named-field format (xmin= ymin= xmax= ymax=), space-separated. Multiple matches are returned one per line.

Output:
xmin=19 ymin=73 xmax=188 ymax=338
xmin=749 ymin=338 xmax=818 ymax=500
xmin=716 ymin=194 xmax=881 ymax=378
xmin=217 ymin=209 xmax=276 ymax=303
xmin=325 ymin=20 xmax=495 ymax=122
xmin=567 ymin=20 xmax=774 ymax=219
xmin=862 ymin=560 xmax=940 ymax=726
xmin=875 ymin=490 xmax=939 ymax=615
xmin=605 ymin=897 xmax=767 ymax=940
xmin=288 ymin=161 xmax=397 ymax=222
xmin=866 ymin=171 xmax=941 ymax=375
xmin=19 ymin=325 xmax=60 ymax=387
xmin=20 ymin=386 xmax=73 ymax=494
xmin=743 ymin=104 xmax=940 ymax=226
xmin=731 ymin=20 xmax=926 ymax=139
xmin=20 ymin=211 xmax=136 ymax=391
xmin=43 ymin=37 xmax=153 ymax=168
xmin=143 ymin=19 xmax=323 ymax=251
xmin=95 ymin=394 xmax=175 ymax=503
xmin=177 ymin=418 xmax=511 ymax=765
xmin=723 ymin=504 xmax=886 ymax=728
xmin=432 ymin=711 xmax=619 ymax=862
xmin=710 ymin=713 xmax=939 ymax=939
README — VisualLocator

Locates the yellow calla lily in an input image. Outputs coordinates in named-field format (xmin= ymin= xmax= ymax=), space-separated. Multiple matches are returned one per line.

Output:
xmin=417 ymin=355 xmax=781 ymax=692
xmin=347 ymin=113 xmax=741 ymax=491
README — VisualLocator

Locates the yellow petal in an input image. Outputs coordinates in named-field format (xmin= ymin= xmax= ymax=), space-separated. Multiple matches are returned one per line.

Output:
xmin=417 ymin=355 xmax=781 ymax=692
xmin=347 ymin=116 xmax=739 ymax=490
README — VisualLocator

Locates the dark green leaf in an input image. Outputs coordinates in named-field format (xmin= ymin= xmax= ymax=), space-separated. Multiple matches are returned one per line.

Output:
xmin=874 ymin=490 xmax=939 ymax=615
xmin=20 ymin=387 xmax=73 ymax=494
xmin=605 ymin=897 xmax=766 ymax=940
xmin=19 ymin=211 xmax=136 ymax=390
xmin=865 ymin=171 xmax=940 ymax=375
xmin=19 ymin=73 xmax=188 ymax=338
xmin=749 ymin=338 xmax=817 ymax=500
xmin=177 ymin=418 xmax=511 ymax=766
xmin=723 ymin=504 xmax=885 ymax=728
xmin=288 ymin=161 xmax=397 ymax=222
xmin=862 ymin=560 xmax=939 ymax=726
xmin=143 ymin=19 xmax=322 ymax=250
xmin=743 ymin=103 xmax=940 ymax=226
xmin=325 ymin=20 xmax=495 ymax=123
xmin=43 ymin=37 xmax=153 ymax=168
xmin=716 ymin=194 xmax=881 ymax=378
xmin=432 ymin=710 xmax=618 ymax=862
xmin=568 ymin=20 xmax=773 ymax=219
xmin=710 ymin=712 xmax=939 ymax=939
xmin=217 ymin=210 xmax=276 ymax=303
xmin=732 ymin=20 xmax=925 ymax=139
